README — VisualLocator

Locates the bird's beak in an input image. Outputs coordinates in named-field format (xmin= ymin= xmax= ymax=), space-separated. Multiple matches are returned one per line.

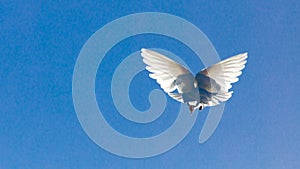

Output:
xmin=189 ymin=106 xmax=193 ymax=114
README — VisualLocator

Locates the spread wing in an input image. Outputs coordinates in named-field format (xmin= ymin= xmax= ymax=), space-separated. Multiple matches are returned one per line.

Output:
xmin=196 ymin=53 xmax=248 ymax=106
xmin=141 ymin=48 xmax=193 ymax=103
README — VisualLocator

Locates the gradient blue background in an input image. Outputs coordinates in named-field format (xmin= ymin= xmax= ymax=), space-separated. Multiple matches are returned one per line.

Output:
xmin=0 ymin=1 xmax=299 ymax=169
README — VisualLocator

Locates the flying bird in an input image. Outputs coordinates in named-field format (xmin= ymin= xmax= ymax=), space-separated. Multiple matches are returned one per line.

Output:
xmin=141 ymin=48 xmax=248 ymax=113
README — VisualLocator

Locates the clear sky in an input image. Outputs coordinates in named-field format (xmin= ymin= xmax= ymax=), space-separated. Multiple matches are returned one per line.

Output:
xmin=0 ymin=1 xmax=299 ymax=169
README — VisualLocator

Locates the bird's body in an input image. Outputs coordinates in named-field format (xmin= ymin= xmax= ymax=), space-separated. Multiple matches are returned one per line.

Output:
xmin=141 ymin=48 xmax=248 ymax=113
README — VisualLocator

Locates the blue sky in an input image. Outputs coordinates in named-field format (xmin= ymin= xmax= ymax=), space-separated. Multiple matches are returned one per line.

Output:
xmin=0 ymin=1 xmax=299 ymax=169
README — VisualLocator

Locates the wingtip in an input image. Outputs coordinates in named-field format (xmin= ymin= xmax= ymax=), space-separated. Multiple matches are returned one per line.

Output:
xmin=243 ymin=52 xmax=248 ymax=63
xmin=140 ymin=48 xmax=148 ymax=58
xmin=243 ymin=52 xmax=248 ymax=58
xmin=141 ymin=48 xmax=147 ymax=53
xmin=237 ymin=52 xmax=248 ymax=61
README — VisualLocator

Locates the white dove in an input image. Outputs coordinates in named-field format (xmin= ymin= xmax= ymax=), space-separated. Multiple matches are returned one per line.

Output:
xmin=141 ymin=48 xmax=248 ymax=113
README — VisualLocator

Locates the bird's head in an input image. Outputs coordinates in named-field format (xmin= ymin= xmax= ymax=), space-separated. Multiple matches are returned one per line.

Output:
xmin=188 ymin=102 xmax=205 ymax=113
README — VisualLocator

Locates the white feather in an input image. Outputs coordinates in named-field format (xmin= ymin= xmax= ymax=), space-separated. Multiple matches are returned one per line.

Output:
xmin=141 ymin=48 xmax=194 ymax=102
xmin=200 ymin=53 xmax=248 ymax=92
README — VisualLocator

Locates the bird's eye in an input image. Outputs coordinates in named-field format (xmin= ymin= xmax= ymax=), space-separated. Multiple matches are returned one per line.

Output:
xmin=199 ymin=105 xmax=203 ymax=111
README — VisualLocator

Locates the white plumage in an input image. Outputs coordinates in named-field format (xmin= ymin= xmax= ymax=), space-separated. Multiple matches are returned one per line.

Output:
xmin=141 ymin=48 xmax=248 ymax=112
